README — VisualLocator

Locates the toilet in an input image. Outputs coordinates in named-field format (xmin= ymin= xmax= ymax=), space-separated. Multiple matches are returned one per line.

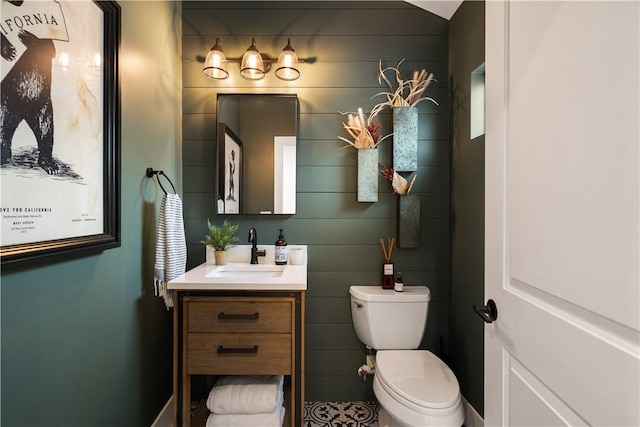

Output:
xmin=349 ymin=285 xmax=465 ymax=427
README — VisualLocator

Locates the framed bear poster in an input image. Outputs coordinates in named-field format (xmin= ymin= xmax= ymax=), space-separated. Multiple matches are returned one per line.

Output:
xmin=0 ymin=0 xmax=121 ymax=269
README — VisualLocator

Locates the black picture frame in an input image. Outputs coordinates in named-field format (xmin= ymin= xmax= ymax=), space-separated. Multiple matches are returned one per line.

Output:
xmin=0 ymin=1 xmax=121 ymax=269
xmin=217 ymin=123 xmax=243 ymax=215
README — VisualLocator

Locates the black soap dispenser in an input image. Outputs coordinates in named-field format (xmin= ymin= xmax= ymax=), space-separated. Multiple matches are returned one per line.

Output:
xmin=275 ymin=229 xmax=288 ymax=265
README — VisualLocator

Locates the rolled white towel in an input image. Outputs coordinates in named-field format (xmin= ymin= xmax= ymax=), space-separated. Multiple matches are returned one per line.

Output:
xmin=207 ymin=375 xmax=284 ymax=415
xmin=206 ymin=405 xmax=285 ymax=427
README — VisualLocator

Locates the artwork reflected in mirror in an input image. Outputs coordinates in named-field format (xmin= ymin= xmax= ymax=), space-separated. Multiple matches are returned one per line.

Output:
xmin=219 ymin=124 xmax=242 ymax=214
xmin=216 ymin=94 xmax=298 ymax=215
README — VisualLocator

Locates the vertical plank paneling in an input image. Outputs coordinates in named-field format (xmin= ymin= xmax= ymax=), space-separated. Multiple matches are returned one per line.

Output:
xmin=182 ymin=1 xmax=449 ymax=402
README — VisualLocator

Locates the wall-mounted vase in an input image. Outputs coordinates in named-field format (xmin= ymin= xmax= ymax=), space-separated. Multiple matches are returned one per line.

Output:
xmin=357 ymin=148 xmax=378 ymax=202
xmin=397 ymin=193 xmax=420 ymax=248
xmin=393 ymin=107 xmax=418 ymax=172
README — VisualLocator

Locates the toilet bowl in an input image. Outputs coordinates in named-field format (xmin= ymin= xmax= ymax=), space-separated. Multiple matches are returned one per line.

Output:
xmin=373 ymin=350 xmax=464 ymax=427
xmin=349 ymin=286 xmax=465 ymax=427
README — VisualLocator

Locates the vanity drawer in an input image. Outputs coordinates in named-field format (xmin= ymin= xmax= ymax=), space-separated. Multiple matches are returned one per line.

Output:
xmin=186 ymin=332 xmax=292 ymax=375
xmin=187 ymin=299 xmax=292 ymax=333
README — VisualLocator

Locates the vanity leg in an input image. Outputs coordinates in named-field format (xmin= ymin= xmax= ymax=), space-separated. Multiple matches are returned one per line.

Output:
xmin=174 ymin=290 xmax=192 ymax=427
xmin=173 ymin=290 xmax=180 ymax=426
xmin=298 ymin=292 xmax=306 ymax=426
xmin=181 ymin=374 xmax=191 ymax=427
xmin=180 ymin=292 xmax=191 ymax=427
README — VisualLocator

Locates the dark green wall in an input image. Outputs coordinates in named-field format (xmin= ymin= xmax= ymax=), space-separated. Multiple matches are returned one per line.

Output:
xmin=0 ymin=2 xmax=181 ymax=425
xmin=182 ymin=1 xmax=450 ymax=401
xmin=449 ymin=0 xmax=485 ymax=416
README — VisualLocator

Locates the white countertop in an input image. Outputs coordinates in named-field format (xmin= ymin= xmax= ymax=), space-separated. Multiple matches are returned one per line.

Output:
xmin=167 ymin=245 xmax=307 ymax=291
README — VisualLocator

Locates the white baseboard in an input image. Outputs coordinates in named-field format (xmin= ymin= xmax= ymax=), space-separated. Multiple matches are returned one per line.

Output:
xmin=151 ymin=395 xmax=174 ymax=427
xmin=462 ymin=396 xmax=484 ymax=427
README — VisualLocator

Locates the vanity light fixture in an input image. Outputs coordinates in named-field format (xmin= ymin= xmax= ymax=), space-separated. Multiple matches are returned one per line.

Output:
xmin=240 ymin=38 xmax=265 ymax=80
xmin=203 ymin=38 xmax=229 ymax=80
xmin=275 ymin=38 xmax=300 ymax=81
xmin=203 ymin=37 xmax=304 ymax=81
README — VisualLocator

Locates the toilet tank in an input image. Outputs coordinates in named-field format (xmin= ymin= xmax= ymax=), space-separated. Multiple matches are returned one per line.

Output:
xmin=349 ymin=285 xmax=430 ymax=350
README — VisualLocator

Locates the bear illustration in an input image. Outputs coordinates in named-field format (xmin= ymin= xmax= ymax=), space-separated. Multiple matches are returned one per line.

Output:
xmin=1 ymin=27 xmax=58 ymax=174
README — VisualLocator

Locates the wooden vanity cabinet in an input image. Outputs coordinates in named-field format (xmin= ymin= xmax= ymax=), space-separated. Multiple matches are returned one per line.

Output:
xmin=173 ymin=290 xmax=305 ymax=427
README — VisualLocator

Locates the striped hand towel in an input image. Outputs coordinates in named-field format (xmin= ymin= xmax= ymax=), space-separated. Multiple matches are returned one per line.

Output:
xmin=154 ymin=193 xmax=186 ymax=309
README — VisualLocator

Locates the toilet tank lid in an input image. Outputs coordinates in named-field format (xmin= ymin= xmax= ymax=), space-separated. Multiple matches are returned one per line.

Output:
xmin=349 ymin=286 xmax=430 ymax=302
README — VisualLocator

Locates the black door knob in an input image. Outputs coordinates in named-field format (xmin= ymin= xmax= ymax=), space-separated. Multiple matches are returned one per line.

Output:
xmin=474 ymin=299 xmax=498 ymax=323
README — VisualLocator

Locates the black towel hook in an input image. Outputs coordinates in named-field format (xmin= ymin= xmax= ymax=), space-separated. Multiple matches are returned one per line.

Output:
xmin=146 ymin=167 xmax=176 ymax=195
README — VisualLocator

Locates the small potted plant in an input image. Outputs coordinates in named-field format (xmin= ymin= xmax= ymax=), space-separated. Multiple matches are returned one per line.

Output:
xmin=200 ymin=219 xmax=241 ymax=265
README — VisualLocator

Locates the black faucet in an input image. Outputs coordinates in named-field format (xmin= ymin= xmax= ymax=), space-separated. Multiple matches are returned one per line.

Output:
xmin=248 ymin=227 xmax=266 ymax=264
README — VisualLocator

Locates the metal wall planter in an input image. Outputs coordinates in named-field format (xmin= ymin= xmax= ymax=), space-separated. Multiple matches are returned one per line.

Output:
xmin=398 ymin=193 xmax=420 ymax=248
xmin=392 ymin=107 xmax=418 ymax=172
xmin=357 ymin=148 xmax=378 ymax=202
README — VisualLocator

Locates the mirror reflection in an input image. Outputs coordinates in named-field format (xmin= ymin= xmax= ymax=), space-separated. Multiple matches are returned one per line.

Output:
xmin=216 ymin=94 xmax=298 ymax=215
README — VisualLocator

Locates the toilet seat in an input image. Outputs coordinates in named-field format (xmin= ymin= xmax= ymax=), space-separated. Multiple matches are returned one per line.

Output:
xmin=375 ymin=350 xmax=461 ymax=413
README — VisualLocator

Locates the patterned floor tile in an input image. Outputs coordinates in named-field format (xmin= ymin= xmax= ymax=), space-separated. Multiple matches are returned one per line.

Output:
xmin=304 ymin=401 xmax=380 ymax=427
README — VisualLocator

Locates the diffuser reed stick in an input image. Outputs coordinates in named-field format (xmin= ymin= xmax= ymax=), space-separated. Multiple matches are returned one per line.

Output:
xmin=380 ymin=237 xmax=395 ymax=263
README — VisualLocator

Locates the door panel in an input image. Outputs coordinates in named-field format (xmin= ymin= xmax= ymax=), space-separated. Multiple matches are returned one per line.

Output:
xmin=507 ymin=1 xmax=639 ymax=329
xmin=485 ymin=1 xmax=639 ymax=426
xmin=508 ymin=356 xmax=585 ymax=427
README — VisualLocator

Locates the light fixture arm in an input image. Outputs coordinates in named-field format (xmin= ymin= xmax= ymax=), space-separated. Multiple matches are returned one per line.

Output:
xmin=222 ymin=57 xmax=309 ymax=64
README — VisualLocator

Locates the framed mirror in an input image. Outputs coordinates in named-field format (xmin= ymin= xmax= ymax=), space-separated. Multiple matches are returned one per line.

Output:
xmin=216 ymin=94 xmax=298 ymax=215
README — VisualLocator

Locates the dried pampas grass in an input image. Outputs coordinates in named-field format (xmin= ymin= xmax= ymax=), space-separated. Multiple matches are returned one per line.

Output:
xmin=338 ymin=107 xmax=392 ymax=149
xmin=371 ymin=59 xmax=438 ymax=118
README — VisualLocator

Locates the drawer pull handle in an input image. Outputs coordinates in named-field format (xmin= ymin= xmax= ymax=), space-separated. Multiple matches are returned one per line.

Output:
xmin=218 ymin=312 xmax=259 ymax=320
xmin=217 ymin=345 xmax=259 ymax=354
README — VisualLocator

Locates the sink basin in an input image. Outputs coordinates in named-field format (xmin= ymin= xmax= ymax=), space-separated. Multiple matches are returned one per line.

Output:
xmin=206 ymin=264 xmax=285 ymax=279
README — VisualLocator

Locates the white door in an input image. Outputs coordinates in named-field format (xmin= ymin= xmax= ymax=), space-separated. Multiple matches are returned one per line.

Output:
xmin=484 ymin=1 xmax=639 ymax=426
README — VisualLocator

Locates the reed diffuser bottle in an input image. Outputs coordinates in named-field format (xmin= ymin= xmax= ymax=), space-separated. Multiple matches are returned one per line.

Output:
xmin=380 ymin=237 xmax=395 ymax=289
